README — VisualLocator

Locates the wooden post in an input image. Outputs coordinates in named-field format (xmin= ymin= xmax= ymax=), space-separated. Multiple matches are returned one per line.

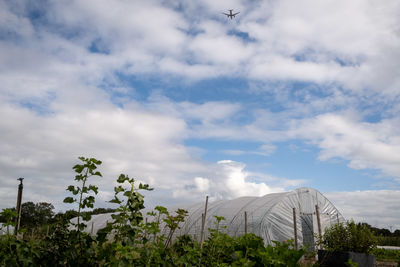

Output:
xmin=144 ymin=217 xmax=148 ymax=239
xmin=15 ymin=178 xmax=24 ymax=235
xmin=91 ymin=221 xmax=94 ymax=235
xmin=293 ymin=208 xmax=298 ymax=250
xmin=244 ymin=211 xmax=248 ymax=235
xmin=200 ymin=196 xmax=209 ymax=249
xmin=315 ymin=205 xmax=322 ymax=247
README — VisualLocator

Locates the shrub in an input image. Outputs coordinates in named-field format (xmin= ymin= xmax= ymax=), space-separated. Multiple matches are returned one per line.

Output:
xmin=319 ymin=220 xmax=377 ymax=254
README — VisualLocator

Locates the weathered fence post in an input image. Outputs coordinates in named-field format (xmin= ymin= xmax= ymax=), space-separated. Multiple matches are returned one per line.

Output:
xmin=244 ymin=211 xmax=248 ymax=235
xmin=200 ymin=195 xmax=209 ymax=249
xmin=293 ymin=207 xmax=298 ymax=250
xmin=315 ymin=205 xmax=322 ymax=248
xmin=15 ymin=178 xmax=24 ymax=235
xmin=91 ymin=221 xmax=94 ymax=235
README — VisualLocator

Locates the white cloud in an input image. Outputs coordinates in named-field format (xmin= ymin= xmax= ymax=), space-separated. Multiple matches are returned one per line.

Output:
xmin=2 ymin=0 xmax=399 ymax=90
xmin=292 ymin=113 xmax=400 ymax=179
xmin=0 ymin=93 xmax=300 ymax=211
xmin=217 ymin=160 xmax=273 ymax=197
xmin=173 ymin=160 xmax=286 ymax=201
xmin=0 ymin=97 xmax=200 ymax=209
xmin=194 ymin=177 xmax=210 ymax=192
xmin=1 ymin=0 xmax=400 ymax=231
xmin=325 ymin=190 xmax=400 ymax=230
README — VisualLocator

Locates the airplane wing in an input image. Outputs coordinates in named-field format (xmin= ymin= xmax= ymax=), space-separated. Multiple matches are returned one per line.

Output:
xmin=233 ymin=12 xmax=240 ymax=16
xmin=222 ymin=12 xmax=229 ymax=16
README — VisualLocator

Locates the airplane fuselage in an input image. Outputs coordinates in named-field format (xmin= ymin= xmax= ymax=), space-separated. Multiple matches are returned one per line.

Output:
xmin=223 ymin=9 xmax=239 ymax=19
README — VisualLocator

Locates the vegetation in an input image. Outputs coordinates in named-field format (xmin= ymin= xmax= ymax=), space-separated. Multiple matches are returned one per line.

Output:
xmin=372 ymin=247 xmax=400 ymax=263
xmin=0 ymin=157 xmax=306 ymax=266
xmin=359 ymin=222 xmax=400 ymax=247
xmin=318 ymin=220 xmax=377 ymax=254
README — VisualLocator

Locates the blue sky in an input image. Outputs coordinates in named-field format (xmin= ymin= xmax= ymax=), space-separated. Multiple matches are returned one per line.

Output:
xmin=1 ymin=0 xmax=400 ymax=229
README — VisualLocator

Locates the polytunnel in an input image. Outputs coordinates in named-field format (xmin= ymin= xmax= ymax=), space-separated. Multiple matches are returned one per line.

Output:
xmin=172 ymin=187 xmax=345 ymax=248
xmin=79 ymin=187 xmax=344 ymax=248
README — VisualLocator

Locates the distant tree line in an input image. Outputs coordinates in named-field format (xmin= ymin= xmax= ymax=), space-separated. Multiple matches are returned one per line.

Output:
xmin=358 ymin=222 xmax=400 ymax=237
xmin=0 ymin=201 xmax=115 ymax=230
xmin=357 ymin=222 xmax=400 ymax=246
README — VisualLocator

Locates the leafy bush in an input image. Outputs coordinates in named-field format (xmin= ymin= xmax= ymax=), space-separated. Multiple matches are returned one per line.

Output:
xmin=319 ymin=220 xmax=377 ymax=254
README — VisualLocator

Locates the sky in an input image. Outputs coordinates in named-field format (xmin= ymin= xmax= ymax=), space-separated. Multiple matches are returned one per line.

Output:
xmin=1 ymin=0 xmax=400 ymax=230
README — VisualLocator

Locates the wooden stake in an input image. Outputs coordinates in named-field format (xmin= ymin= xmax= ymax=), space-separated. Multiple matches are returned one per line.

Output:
xmin=200 ymin=195 xmax=209 ymax=248
xmin=91 ymin=221 xmax=94 ymax=235
xmin=144 ymin=217 xmax=148 ymax=239
xmin=315 ymin=205 xmax=322 ymax=248
xmin=15 ymin=178 xmax=24 ymax=235
xmin=244 ymin=211 xmax=248 ymax=235
xmin=293 ymin=208 xmax=298 ymax=250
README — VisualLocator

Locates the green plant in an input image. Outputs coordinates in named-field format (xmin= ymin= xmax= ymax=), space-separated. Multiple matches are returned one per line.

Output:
xmin=63 ymin=156 xmax=102 ymax=259
xmin=0 ymin=208 xmax=17 ymax=235
xmin=0 ymin=234 xmax=41 ymax=266
xmin=99 ymin=173 xmax=152 ymax=244
xmin=63 ymin=157 xmax=102 ymax=231
xmin=163 ymin=208 xmax=189 ymax=247
xmin=345 ymin=258 xmax=358 ymax=267
xmin=319 ymin=220 xmax=377 ymax=254
xmin=145 ymin=205 xmax=169 ymax=244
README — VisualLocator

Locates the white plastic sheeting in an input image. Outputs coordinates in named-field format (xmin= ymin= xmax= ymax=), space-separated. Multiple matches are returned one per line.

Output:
xmin=79 ymin=187 xmax=344 ymax=247
xmin=172 ymin=187 xmax=345 ymax=247
xmin=69 ymin=213 xmax=114 ymax=235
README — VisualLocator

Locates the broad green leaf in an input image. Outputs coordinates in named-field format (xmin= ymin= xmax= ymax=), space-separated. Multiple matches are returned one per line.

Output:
xmin=114 ymin=186 xmax=124 ymax=193
xmin=63 ymin=197 xmax=75 ymax=203
xmin=109 ymin=198 xmax=122 ymax=204
xmin=117 ymin=174 xmax=128 ymax=183
xmin=73 ymin=164 xmax=85 ymax=173
xmin=89 ymin=185 xmax=98 ymax=194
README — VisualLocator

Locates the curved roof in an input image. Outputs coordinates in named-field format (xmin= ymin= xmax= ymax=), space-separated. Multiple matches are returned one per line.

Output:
xmin=80 ymin=187 xmax=344 ymax=247
xmin=174 ymin=187 xmax=345 ymax=246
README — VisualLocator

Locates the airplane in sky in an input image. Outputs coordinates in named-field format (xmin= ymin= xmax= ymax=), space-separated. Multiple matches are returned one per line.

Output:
xmin=223 ymin=9 xmax=240 ymax=19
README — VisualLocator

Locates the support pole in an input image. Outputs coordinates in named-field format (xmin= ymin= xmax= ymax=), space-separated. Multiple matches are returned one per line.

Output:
xmin=15 ymin=178 xmax=24 ymax=235
xmin=200 ymin=195 xmax=208 ymax=249
xmin=293 ymin=208 xmax=298 ymax=250
xmin=244 ymin=211 xmax=248 ymax=235
xmin=91 ymin=221 xmax=94 ymax=235
xmin=315 ymin=205 xmax=322 ymax=247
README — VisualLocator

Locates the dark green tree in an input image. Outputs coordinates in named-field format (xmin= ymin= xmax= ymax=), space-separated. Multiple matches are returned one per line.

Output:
xmin=20 ymin=202 xmax=55 ymax=228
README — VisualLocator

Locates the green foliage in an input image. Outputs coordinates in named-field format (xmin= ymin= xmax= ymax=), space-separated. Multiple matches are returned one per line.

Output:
xmin=376 ymin=236 xmax=400 ymax=246
xmin=64 ymin=157 xmax=102 ymax=231
xmin=0 ymin=234 xmax=41 ymax=266
xmin=20 ymin=202 xmax=55 ymax=229
xmin=0 ymin=156 xmax=306 ymax=266
xmin=63 ymin=156 xmax=102 ymax=259
xmin=345 ymin=258 xmax=358 ymax=267
xmin=372 ymin=247 xmax=400 ymax=262
xmin=163 ymin=208 xmax=188 ymax=247
xmin=319 ymin=220 xmax=377 ymax=254
xmin=0 ymin=208 xmax=17 ymax=234
xmin=97 ymin=173 xmax=153 ymax=244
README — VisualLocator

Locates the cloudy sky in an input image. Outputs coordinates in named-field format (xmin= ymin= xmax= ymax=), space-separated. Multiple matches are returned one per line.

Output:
xmin=1 ymin=0 xmax=400 ymax=229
